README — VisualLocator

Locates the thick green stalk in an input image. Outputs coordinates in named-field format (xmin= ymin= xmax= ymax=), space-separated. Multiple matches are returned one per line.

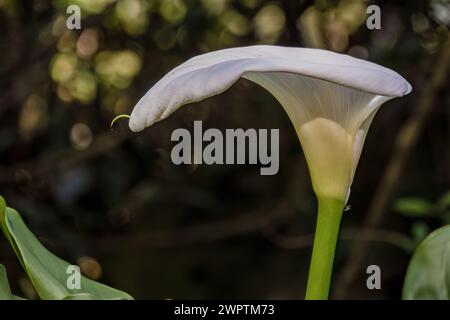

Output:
xmin=305 ymin=197 xmax=345 ymax=300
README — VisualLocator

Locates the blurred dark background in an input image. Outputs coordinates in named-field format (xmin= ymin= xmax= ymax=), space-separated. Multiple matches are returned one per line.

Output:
xmin=0 ymin=0 xmax=449 ymax=299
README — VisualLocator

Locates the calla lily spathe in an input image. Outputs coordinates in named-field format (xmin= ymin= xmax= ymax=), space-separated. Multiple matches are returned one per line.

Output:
xmin=129 ymin=45 xmax=411 ymax=203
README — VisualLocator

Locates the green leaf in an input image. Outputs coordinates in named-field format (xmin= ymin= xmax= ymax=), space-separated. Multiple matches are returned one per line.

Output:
xmin=0 ymin=196 xmax=133 ymax=300
xmin=393 ymin=197 xmax=434 ymax=217
xmin=411 ymin=221 xmax=431 ymax=244
xmin=402 ymin=225 xmax=450 ymax=300
xmin=62 ymin=293 xmax=98 ymax=300
xmin=0 ymin=264 xmax=14 ymax=300
xmin=438 ymin=190 xmax=450 ymax=210
xmin=0 ymin=264 xmax=24 ymax=300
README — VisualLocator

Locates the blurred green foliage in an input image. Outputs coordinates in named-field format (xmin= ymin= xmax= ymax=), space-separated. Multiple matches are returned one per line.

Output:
xmin=394 ymin=190 xmax=450 ymax=245
xmin=403 ymin=225 xmax=450 ymax=299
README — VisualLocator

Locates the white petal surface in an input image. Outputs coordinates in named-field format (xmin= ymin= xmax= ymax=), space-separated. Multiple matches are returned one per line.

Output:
xmin=129 ymin=45 xmax=411 ymax=132
xmin=245 ymin=71 xmax=391 ymax=200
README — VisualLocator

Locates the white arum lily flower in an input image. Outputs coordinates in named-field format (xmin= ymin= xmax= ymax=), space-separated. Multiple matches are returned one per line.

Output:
xmin=130 ymin=45 xmax=411 ymax=203
xmin=128 ymin=45 xmax=411 ymax=299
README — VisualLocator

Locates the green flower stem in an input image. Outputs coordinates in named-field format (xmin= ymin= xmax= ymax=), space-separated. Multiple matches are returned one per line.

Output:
xmin=305 ymin=197 xmax=345 ymax=300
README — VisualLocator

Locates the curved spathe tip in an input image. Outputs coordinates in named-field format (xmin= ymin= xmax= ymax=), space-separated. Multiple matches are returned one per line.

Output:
xmin=129 ymin=45 xmax=412 ymax=132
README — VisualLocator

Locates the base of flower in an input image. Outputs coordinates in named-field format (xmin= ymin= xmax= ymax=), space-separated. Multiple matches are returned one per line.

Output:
xmin=305 ymin=197 xmax=345 ymax=300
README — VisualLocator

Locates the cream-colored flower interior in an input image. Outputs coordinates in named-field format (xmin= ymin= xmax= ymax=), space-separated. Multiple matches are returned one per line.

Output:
xmin=243 ymin=72 xmax=392 ymax=201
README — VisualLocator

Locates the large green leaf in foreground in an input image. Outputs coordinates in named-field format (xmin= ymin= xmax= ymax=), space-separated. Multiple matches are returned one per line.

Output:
xmin=0 ymin=196 xmax=132 ymax=300
xmin=403 ymin=225 xmax=450 ymax=299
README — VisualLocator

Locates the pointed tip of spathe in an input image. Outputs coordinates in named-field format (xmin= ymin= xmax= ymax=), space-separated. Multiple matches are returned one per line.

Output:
xmin=129 ymin=102 xmax=163 ymax=132
xmin=128 ymin=117 xmax=143 ymax=133
xmin=128 ymin=99 xmax=148 ymax=132
xmin=128 ymin=118 xmax=146 ymax=133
